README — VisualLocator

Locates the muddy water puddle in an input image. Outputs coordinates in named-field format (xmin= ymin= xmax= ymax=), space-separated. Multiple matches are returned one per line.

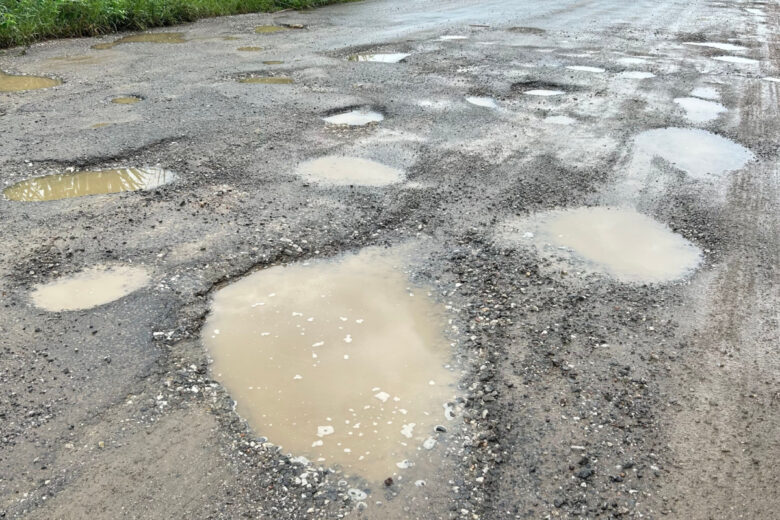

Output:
xmin=93 ymin=32 xmax=186 ymax=49
xmin=31 ymin=266 xmax=150 ymax=312
xmin=262 ymin=60 xmax=284 ymax=65
xmin=566 ymin=65 xmax=605 ymax=73
xmin=295 ymin=156 xmax=403 ymax=187
xmin=466 ymin=96 xmax=498 ymax=108
xmin=674 ymin=97 xmax=726 ymax=123
xmin=3 ymin=167 xmax=177 ymax=201
xmin=633 ymin=128 xmax=754 ymax=179
xmin=255 ymin=25 xmax=289 ymax=33
xmin=0 ymin=71 xmax=61 ymax=92
xmin=323 ymin=108 xmax=384 ymax=126
xmin=239 ymin=76 xmax=293 ymax=84
xmin=500 ymin=207 xmax=702 ymax=283
xmin=525 ymin=89 xmax=564 ymax=96
xmin=237 ymin=46 xmax=263 ymax=52
xmin=348 ymin=53 xmax=410 ymax=63
xmin=203 ymin=248 xmax=457 ymax=481
xmin=111 ymin=95 xmax=142 ymax=104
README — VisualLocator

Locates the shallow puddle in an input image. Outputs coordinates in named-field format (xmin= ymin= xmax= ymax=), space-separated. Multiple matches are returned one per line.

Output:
xmin=500 ymin=207 xmax=701 ymax=283
xmin=322 ymin=108 xmax=384 ymax=126
xmin=618 ymin=57 xmax=649 ymax=65
xmin=690 ymin=86 xmax=720 ymax=100
xmin=203 ymin=248 xmax=456 ymax=481
xmin=348 ymin=53 xmax=410 ymax=63
xmin=237 ymin=46 xmax=263 ymax=52
xmin=633 ymin=127 xmax=754 ymax=179
xmin=438 ymin=35 xmax=468 ymax=41
xmin=566 ymin=65 xmax=605 ymax=73
xmin=255 ymin=25 xmax=287 ymax=33
xmin=524 ymin=89 xmax=564 ymax=96
xmin=763 ymin=77 xmax=780 ymax=83
xmin=111 ymin=95 xmax=142 ymax=104
xmin=713 ymin=55 xmax=758 ymax=65
xmin=262 ymin=60 xmax=284 ymax=65
xmin=295 ymin=156 xmax=404 ymax=187
xmin=673 ymin=97 xmax=727 ymax=123
xmin=31 ymin=266 xmax=150 ymax=312
xmin=683 ymin=42 xmax=748 ymax=52
xmin=91 ymin=122 xmax=111 ymax=128
xmin=92 ymin=32 xmax=186 ymax=49
xmin=466 ymin=96 xmax=498 ymax=108
xmin=544 ymin=115 xmax=576 ymax=125
xmin=3 ymin=167 xmax=177 ymax=201
xmin=0 ymin=71 xmax=62 ymax=92
xmin=619 ymin=71 xmax=655 ymax=79
xmin=239 ymin=76 xmax=294 ymax=84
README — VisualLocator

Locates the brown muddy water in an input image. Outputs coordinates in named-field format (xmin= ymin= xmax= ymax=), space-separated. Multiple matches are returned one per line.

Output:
xmin=239 ymin=76 xmax=294 ymax=84
xmin=294 ymin=156 xmax=404 ymax=186
xmin=31 ymin=266 xmax=150 ymax=312
xmin=0 ymin=71 xmax=61 ymax=92
xmin=92 ymin=32 xmax=187 ymax=50
xmin=203 ymin=248 xmax=457 ymax=481
xmin=3 ymin=167 xmax=177 ymax=202
xmin=500 ymin=207 xmax=702 ymax=283
xmin=262 ymin=60 xmax=285 ymax=65
xmin=111 ymin=96 xmax=142 ymax=104
xmin=255 ymin=25 xmax=288 ymax=33
xmin=237 ymin=46 xmax=263 ymax=52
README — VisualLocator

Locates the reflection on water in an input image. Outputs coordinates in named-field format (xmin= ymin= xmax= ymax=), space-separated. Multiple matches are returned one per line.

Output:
xmin=3 ymin=167 xmax=177 ymax=201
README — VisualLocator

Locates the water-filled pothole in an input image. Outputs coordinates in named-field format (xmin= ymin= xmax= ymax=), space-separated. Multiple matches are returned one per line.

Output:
xmin=255 ymin=25 xmax=288 ymax=34
xmin=690 ymin=86 xmax=720 ymax=100
xmin=512 ymin=80 xmax=571 ymax=97
xmin=263 ymin=60 xmax=284 ymax=65
xmin=239 ymin=76 xmax=294 ymax=84
xmin=203 ymin=248 xmax=457 ymax=481
xmin=3 ymin=167 xmax=177 ymax=201
xmin=92 ymin=32 xmax=186 ymax=50
xmin=466 ymin=96 xmax=498 ymax=108
xmin=31 ymin=266 xmax=150 ymax=311
xmin=619 ymin=71 xmax=655 ymax=79
xmin=294 ymin=156 xmax=404 ymax=187
xmin=322 ymin=108 xmax=384 ymax=126
xmin=673 ymin=97 xmax=727 ymax=123
xmin=499 ymin=207 xmax=702 ymax=283
xmin=508 ymin=27 xmax=546 ymax=35
xmin=111 ymin=95 xmax=142 ymax=104
xmin=683 ymin=42 xmax=748 ymax=52
xmin=237 ymin=46 xmax=263 ymax=52
xmin=712 ymin=56 xmax=758 ymax=65
xmin=566 ymin=65 xmax=605 ymax=73
xmin=348 ymin=53 xmax=410 ymax=63
xmin=633 ymin=128 xmax=754 ymax=179
xmin=0 ymin=71 xmax=62 ymax=92
xmin=544 ymin=115 xmax=576 ymax=125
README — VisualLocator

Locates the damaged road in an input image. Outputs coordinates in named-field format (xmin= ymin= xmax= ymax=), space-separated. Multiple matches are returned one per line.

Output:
xmin=1 ymin=0 xmax=778 ymax=518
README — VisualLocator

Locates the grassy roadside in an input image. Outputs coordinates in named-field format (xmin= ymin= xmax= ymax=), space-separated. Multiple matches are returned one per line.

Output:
xmin=0 ymin=0 xmax=347 ymax=49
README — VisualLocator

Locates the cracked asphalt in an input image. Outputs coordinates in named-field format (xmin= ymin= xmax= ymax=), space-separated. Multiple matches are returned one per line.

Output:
xmin=1 ymin=0 xmax=778 ymax=518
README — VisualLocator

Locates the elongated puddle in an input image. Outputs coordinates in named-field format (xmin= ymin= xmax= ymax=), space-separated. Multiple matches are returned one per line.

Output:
xmin=674 ymin=97 xmax=726 ymax=123
xmin=323 ymin=108 xmax=384 ymax=126
xmin=3 ymin=167 xmax=176 ymax=201
xmin=31 ymin=266 xmax=150 ymax=312
xmin=92 ymin=32 xmax=186 ymax=49
xmin=466 ymin=96 xmax=498 ymax=108
xmin=239 ymin=76 xmax=293 ymax=84
xmin=348 ymin=53 xmax=410 ymax=63
xmin=111 ymin=95 xmax=142 ymax=104
xmin=295 ymin=156 xmax=404 ymax=187
xmin=499 ymin=207 xmax=702 ymax=283
xmin=203 ymin=248 xmax=456 ymax=481
xmin=0 ymin=71 xmax=62 ymax=92
xmin=633 ymin=128 xmax=754 ymax=179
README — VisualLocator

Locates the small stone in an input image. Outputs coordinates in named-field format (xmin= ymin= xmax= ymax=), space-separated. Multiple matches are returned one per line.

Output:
xmin=384 ymin=477 xmax=393 ymax=487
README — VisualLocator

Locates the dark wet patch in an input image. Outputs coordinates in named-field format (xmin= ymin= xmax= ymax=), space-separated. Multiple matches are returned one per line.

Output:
xmin=92 ymin=32 xmax=187 ymax=50
xmin=508 ymin=27 xmax=546 ymax=35
xmin=0 ymin=71 xmax=62 ymax=92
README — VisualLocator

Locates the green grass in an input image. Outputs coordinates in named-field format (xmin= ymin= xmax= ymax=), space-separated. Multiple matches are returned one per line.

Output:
xmin=0 ymin=0 xmax=346 ymax=48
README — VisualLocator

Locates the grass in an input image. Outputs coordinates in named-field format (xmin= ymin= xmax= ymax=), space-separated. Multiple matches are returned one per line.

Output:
xmin=0 ymin=0 xmax=346 ymax=48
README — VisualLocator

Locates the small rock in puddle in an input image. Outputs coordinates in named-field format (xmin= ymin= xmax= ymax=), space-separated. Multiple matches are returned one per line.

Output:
xmin=673 ymin=97 xmax=727 ymax=123
xmin=203 ymin=247 xmax=456 ymax=481
xmin=3 ymin=167 xmax=177 ymax=202
xmin=295 ymin=156 xmax=403 ymax=187
xmin=31 ymin=266 xmax=150 ymax=312
xmin=712 ymin=55 xmax=758 ymax=65
xmin=237 ymin=46 xmax=263 ymax=52
xmin=619 ymin=71 xmax=655 ymax=79
xmin=255 ymin=25 xmax=288 ymax=34
xmin=111 ymin=95 xmax=142 ymax=104
xmin=239 ymin=76 xmax=293 ymax=84
xmin=92 ymin=32 xmax=186 ymax=50
xmin=499 ymin=207 xmax=702 ymax=283
xmin=566 ymin=65 xmax=605 ymax=73
xmin=322 ymin=108 xmax=384 ymax=126
xmin=633 ymin=127 xmax=754 ymax=179
xmin=683 ymin=42 xmax=748 ymax=52
xmin=348 ymin=53 xmax=410 ymax=63
xmin=0 ymin=71 xmax=62 ymax=92
xmin=466 ymin=96 xmax=498 ymax=108
xmin=690 ymin=86 xmax=720 ymax=100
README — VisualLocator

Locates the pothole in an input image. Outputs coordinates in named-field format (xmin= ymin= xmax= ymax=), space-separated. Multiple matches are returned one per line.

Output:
xmin=544 ymin=115 xmax=576 ymax=125
xmin=92 ymin=32 xmax=187 ymax=50
xmin=294 ymin=156 xmax=404 ymax=187
xmin=263 ymin=60 xmax=284 ymax=65
xmin=712 ymin=55 xmax=758 ymax=65
xmin=438 ymin=35 xmax=468 ymax=41
xmin=111 ymin=95 xmax=142 ymax=104
xmin=465 ymin=96 xmax=498 ymax=108
xmin=690 ymin=86 xmax=720 ymax=100
xmin=633 ymin=127 xmax=754 ymax=179
xmin=566 ymin=65 xmax=605 ymax=73
xmin=255 ymin=25 xmax=288 ymax=34
xmin=3 ymin=167 xmax=177 ymax=201
xmin=673 ymin=97 xmax=727 ymax=123
xmin=512 ymin=80 xmax=572 ymax=96
xmin=237 ymin=46 xmax=263 ymax=52
xmin=239 ymin=76 xmax=294 ymax=84
xmin=322 ymin=108 xmax=384 ymax=126
xmin=499 ymin=207 xmax=702 ymax=283
xmin=0 ymin=71 xmax=62 ymax=92
xmin=683 ymin=41 xmax=748 ymax=52
xmin=348 ymin=53 xmax=410 ymax=63
xmin=203 ymin=247 xmax=457 ymax=481
xmin=31 ymin=266 xmax=150 ymax=312
xmin=508 ymin=27 xmax=546 ymax=35
xmin=619 ymin=71 xmax=655 ymax=79
xmin=617 ymin=57 xmax=649 ymax=66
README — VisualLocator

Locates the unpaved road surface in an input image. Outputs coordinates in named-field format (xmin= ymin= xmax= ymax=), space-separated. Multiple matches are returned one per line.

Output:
xmin=1 ymin=0 xmax=779 ymax=518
